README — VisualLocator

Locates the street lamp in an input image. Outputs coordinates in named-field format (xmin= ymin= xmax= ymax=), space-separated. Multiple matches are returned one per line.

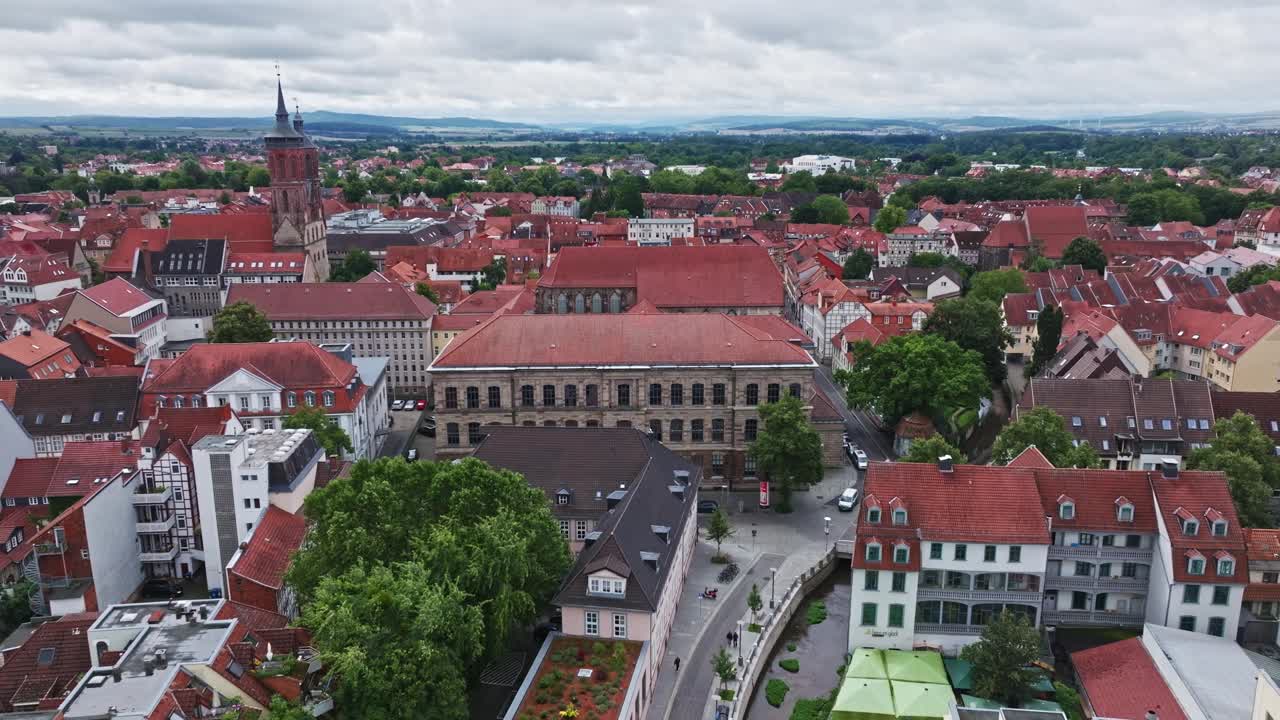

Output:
xmin=824 ymin=516 xmax=832 ymax=551
xmin=769 ymin=567 xmax=778 ymax=609
xmin=736 ymin=619 xmax=744 ymax=666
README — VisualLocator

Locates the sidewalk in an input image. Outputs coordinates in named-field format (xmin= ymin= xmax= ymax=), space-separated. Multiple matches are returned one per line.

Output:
xmin=646 ymin=467 xmax=857 ymax=720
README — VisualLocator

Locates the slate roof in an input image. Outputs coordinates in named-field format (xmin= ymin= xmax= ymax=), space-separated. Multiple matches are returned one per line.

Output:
xmin=0 ymin=375 xmax=138 ymax=437
xmin=1071 ymin=638 xmax=1186 ymax=720
xmin=475 ymin=427 xmax=700 ymax=613
xmin=227 ymin=506 xmax=307 ymax=590
xmin=150 ymin=238 xmax=226 ymax=277
xmin=1211 ymin=389 xmax=1280 ymax=442
xmin=226 ymin=282 xmax=436 ymax=321
xmin=1019 ymin=378 xmax=1215 ymax=455
xmin=430 ymin=313 xmax=816 ymax=369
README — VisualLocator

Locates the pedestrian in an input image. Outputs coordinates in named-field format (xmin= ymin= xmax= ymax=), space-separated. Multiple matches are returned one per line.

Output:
xmin=673 ymin=656 xmax=681 ymax=672
xmin=726 ymin=631 xmax=734 ymax=646
xmin=733 ymin=631 xmax=739 ymax=647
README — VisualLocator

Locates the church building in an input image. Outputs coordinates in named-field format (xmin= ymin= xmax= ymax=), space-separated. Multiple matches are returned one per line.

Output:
xmin=266 ymin=78 xmax=330 ymax=281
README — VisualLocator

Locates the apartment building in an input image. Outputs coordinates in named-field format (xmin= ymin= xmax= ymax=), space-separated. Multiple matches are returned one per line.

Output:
xmin=627 ymin=218 xmax=694 ymax=246
xmin=0 ymin=255 xmax=82 ymax=304
xmin=531 ymin=195 xmax=580 ymax=217
xmin=1242 ymin=528 xmax=1280 ymax=644
xmin=64 ymin=277 xmax=168 ymax=362
xmin=192 ymin=428 xmax=324 ymax=596
xmin=1 ymin=375 xmax=140 ymax=456
xmin=226 ymin=280 xmax=436 ymax=399
xmin=879 ymin=227 xmax=956 ymax=268
xmin=140 ymin=341 xmax=388 ymax=459
xmin=848 ymin=453 xmax=1244 ymax=655
xmin=0 ymin=328 xmax=82 ymax=379
xmin=429 ymin=313 xmax=823 ymax=488
xmin=145 ymin=238 xmax=227 ymax=317
xmin=782 ymin=154 xmax=855 ymax=174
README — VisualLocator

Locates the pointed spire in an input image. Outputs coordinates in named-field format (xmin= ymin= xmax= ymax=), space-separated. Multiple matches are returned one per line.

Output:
xmin=275 ymin=72 xmax=289 ymax=121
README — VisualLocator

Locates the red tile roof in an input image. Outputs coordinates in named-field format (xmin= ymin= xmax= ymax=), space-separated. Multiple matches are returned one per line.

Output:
xmin=982 ymin=219 xmax=1030 ymax=249
xmin=1002 ymin=293 xmax=1039 ymax=327
xmin=49 ymin=440 xmax=142 ymax=493
xmin=167 ymin=213 xmax=273 ymax=252
xmin=0 ymin=329 xmax=77 ymax=373
xmin=226 ymin=282 xmax=436 ymax=321
xmin=1152 ymin=472 xmax=1247 ymax=584
xmin=1034 ymin=468 xmax=1166 ymax=533
xmin=218 ymin=600 xmax=290 ymax=633
xmin=78 ymin=277 xmax=158 ymax=316
xmin=2 ymin=458 xmax=60 ymax=500
xmin=1006 ymin=445 xmax=1054 ymax=469
xmin=228 ymin=505 xmax=307 ymax=590
xmin=143 ymin=342 xmax=355 ymax=395
xmin=0 ymin=612 xmax=98 ymax=712
xmin=538 ymin=245 xmax=783 ymax=309
xmin=1 ymin=256 xmax=78 ymax=288
xmin=1071 ymin=638 xmax=1186 ymax=720
xmin=431 ymin=314 xmax=816 ymax=370
xmin=1025 ymin=206 xmax=1089 ymax=258
xmin=103 ymin=228 xmax=167 ymax=274
xmin=224 ymin=252 xmax=305 ymax=275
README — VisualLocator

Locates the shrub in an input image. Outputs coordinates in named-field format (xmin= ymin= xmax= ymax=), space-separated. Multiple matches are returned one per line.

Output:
xmin=591 ymin=642 xmax=607 ymax=657
xmin=1054 ymin=681 xmax=1084 ymax=720
xmin=779 ymin=658 xmax=800 ymax=673
xmin=786 ymin=642 xmax=797 ymax=652
xmin=806 ymin=601 xmax=828 ymax=625
xmin=748 ymin=623 xmax=762 ymax=633
xmin=719 ymin=689 xmax=736 ymax=701
xmin=791 ymin=692 xmax=838 ymax=720
xmin=836 ymin=665 xmax=846 ymax=677
xmin=765 ymin=678 xmax=790 ymax=707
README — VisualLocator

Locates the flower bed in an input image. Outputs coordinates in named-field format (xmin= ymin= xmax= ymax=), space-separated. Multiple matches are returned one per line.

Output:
xmin=515 ymin=637 xmax=642 ymax=720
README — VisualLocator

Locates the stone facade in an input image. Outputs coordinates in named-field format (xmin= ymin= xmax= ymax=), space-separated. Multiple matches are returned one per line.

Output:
xmin=432 ymin=366 xmax=817 ymax=489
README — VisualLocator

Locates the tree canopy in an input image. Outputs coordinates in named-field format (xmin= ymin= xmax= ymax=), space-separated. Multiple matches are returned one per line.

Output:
xmin=968 ymin=268 xmax=1027 ymax=304
xmin=899 ymin=434 xmax=968 ymax=465
xmin=842 ymin=248 xmax=875 ymax=280
xmin=1027 ymin=304 xmax=1064 ymax=377
xmin=809 ymin=195 xmax=850 ymax=225
xmin=1059 ymin=237 xmax=1107 ymax=273
xmin=208 ymin=301 xmax=274 ymax=344
xmin=749 ymin=395 xmax=824 ymax=513
xmin=923 ymin=297 xmax=1012 ymax=383
xmin=1187 ymin=411 xmax=1279 ymax=527
xmin=1227 ymin=263 xmax=1280 ymax=293
xmin=960 ymin=610 xmax=1041 ymax=707
xmin=282 ymin=405 xmax=354 ymax=459
xmin=329 ymin=249 xmax=376 ymax=282
xmin=872 ymin=205 xmax=907 ymax=234
xmin=415 ymin=282 xmax=441 ymax=304
xmin=290 ymin=458 xmax=571 ymax=718
xmin=991 ymin=407 xmax=1100 ymax=468
xmin=837 ymin=333 xmax=989 ymax=426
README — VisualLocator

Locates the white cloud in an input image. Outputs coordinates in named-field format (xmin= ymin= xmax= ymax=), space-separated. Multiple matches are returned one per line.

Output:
xmin=0 ymin=0 xmax=1276 ymax=122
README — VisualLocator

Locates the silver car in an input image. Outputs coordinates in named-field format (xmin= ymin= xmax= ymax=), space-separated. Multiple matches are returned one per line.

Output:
xmin=852 ymin=448 xmax=869 ymax=470
xmin=837 ymin=487 xmax=860 ymax=511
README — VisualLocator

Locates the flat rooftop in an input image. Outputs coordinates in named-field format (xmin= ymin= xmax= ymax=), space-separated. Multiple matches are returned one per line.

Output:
xmin=93 ymin=600 xmax=222 ymax=631
xmin=193 ymin=428 xmax=315 ymax=468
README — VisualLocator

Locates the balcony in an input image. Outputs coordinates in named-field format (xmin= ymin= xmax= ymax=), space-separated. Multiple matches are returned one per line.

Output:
xmin=132 ymin=486 xmax=172 ymax=505
xmin=1048 ymin=545 xmax=1153 ymax=562
xmin=138 ymin=546 xmax=178 ymax=563
xmin=135 ymin=516 xmax=176 ymax=534
xmin=1046 ymin=575 xmax=1149 ymax=592
xmin=916 ymin=588 xmax=1043 ymax=603
xmin=915 ymin=622 xmax=985 ymax=636
xmin=33 ymin=542 xmax=64 ymax=557
xmin=1042 ymin=609 xmax=1146 ymax=627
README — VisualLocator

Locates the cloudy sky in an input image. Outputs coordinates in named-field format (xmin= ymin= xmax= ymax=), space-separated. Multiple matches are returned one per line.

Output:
xmin=1 ymin=0 xmax=1275 ymax=122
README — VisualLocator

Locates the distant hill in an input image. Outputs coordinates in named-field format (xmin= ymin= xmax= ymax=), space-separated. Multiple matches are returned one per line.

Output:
xmin=0 ymin=111 xmax=541 ymax=133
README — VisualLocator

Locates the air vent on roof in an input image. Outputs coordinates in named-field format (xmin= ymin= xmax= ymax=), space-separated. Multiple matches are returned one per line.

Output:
xmin=1161 ymin=458 xmax=1179 ymax=479
xmin=606 ymin=490 xmax=626 ymax=509
xmin=583 ymin=530 xmax=601 ymax=548
xmin=668 ymin=484 xmax=686 ymax=501
xmin=640 ymin=551 xmax=660 ymax=571
xmin=651 ymin=525 xmax=671 ymax=544
xmin=673 ymin=470 xmax=690 ymax=486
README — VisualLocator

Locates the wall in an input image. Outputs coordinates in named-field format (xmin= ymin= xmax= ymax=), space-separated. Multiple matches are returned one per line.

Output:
xmin=848 ymin=567 xmax=918 ymax=650
xmin=1253 ymin=670 xmax=1280 ymax=720
xmin=83 ymin=473 xmax=146 ymax=608
xmin=0 ymin=404 xmax=34 ymax=494
xmin=164 ymin=316 xmax=211 ymax=342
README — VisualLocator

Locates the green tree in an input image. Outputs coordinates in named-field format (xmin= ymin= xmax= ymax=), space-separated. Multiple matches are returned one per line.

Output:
xmin=1228 ymin=264 xmax=1280 ymax=293
xmin=747 ymin=583 xmax=763 ymax=622
xmin=705 ymin=508 xmax=734 ymax=561
xmin=283 ymin=405 xmax=354 ymax=459
xmin=923 ymin=297 xmax=1013 ymax=383
xmin=476 ymin=257 xmax=507 ymax=291
xmin=872 ymin=205 xmax=907 ymax=234
xmin=1059 ymin=237 xmax=1107 ymax=273
xmin=1023 ymin=255 xmax=1056 ymax=272
xmin=749 ymin=395 xmax=824 ymax=513
xmin=329 ymin=249 xmax=376 ymax=282
xmin=837 ymin=333 xmax=989 ymax=427
xmin=969 ymin=268 xmax=1027 ymax=304
xmin=487 ymin=206 xmax=513 ymax=217
xmin=208 ymin=301 xmax=274 ymax=343
xmin=810 ymin=195 xmax=850 ymax=225
xmin=960 ymin=610 xmax=1040 ymax=707
xmin=899 ymin=434 xmax=968 ymax=464
xmin=1054 ymin=681 xmax=1084 ymax=720
xmin=1027 ymin=304 xmax=1064 ymax=377
xmin=780 ymin=171 xmax=817 ymax=193
xmin=245 ymin=166 xmax=271 ymax=188
xmin=301 ymin=564 xmax=483 ymax=720
xmin=991 ymin=407 xmax=1100 ymax=468
xmin=1187 ymin=411 xmax=1279 ymax=527
xmin=288 ymin=457 xmax=571 ymax=660
xmin=341 ymin=177 xmax=368 ymax=203
xmin=711 ymin=647 xmax=736 ymax=693
xmin=0 ymin=581 xmax=36 ymax=639
xmin=842 ymin=248 xmax=874 ymax=280
xmin=415 ymin=282 xmax=441 ymax=304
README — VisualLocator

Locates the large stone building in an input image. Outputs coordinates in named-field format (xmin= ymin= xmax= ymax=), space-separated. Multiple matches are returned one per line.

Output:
xmin=226 ymin=278 xmax=436 ymax=399
xmin=429 ymin=313 xmax=826 ymax=487
xmin=535 ymin=245 xmax=784 ymax=315
xmin=265 ymin=78 xmax=330 ymax=281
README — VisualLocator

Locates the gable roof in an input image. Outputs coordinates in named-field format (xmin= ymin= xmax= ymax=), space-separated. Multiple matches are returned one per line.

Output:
xmin=167 ymin=213 xmax=273 ymax=252
xmin=1 ymin=375 xmax=139 ymax=437
xmin=1151 ymin=470 xmax=1247 ymax=584
xmin=227 ymin=506 xmax=307 ymax=590
xmin=0 ymin=612 xmax=98 ymax=713
xmin=77 ymin=277 xmax=159 ymax=316
xmin=226 ymin=282 xmax=436 ymax=321
xmin=142 ymin=342 xmax=356 ymax=394
xmin=1070 ymin=638 xmax=1187 ymax=720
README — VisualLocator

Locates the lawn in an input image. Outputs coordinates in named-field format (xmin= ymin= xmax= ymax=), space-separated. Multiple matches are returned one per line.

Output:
xmin=515 ymin=637 xmax=642 ymax=720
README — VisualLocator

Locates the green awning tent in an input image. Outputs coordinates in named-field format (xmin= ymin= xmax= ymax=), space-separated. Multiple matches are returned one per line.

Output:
xmin=1028 ymin=671 xmax=1055 ymax=694
xmin=944 ymin=658 xmax=974 ymax=690
xmin=884 ymin=650 xmax=948 ymax=685
xmin=892 ymin=681 xmax=953 ymax=720
xmin=831 ymin=678 xmax=896 ymax=720
xmin=1022 ymin=699 xmax=1064 ymax=713
xmin=846 ymin=648 xmax=888 ymax=680
xmin=961 ymin=695 xmax=1002 ymax=710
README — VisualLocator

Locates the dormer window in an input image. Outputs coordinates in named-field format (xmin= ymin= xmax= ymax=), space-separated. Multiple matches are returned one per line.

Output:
xmin=587 ymin=575 xmax=626 ymax=596
xmin=866 ymin=541 xmax=882 ymax=562
xmin=555 ymin=489 xmax=571 ymax=505
xmin=1217 ymin=556 xmax=1235 ymax=576
xmin=1116 ymin=499 xmax=1134 ymax=523
xmin=1059 ymin=501 xmax=1075 ymax=520
xmin=893 ymin=545 xmax=909 ymax=564
xmin=866 ymin=507 xmax=881 ymax=524
xmin=1183 ymin=519 xmax=1199 ymax=536
xmin=892 ymin=508 xmax=907 ymax=526
xmin=1212 ymin=520 xmax=1227 ymax=537
xmin=1187 ymin=552 xmax=1205 ymax=575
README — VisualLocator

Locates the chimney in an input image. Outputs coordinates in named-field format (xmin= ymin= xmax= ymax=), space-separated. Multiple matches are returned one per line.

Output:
xmin=111 ymin=668 xmax=122 ymax=683
xmin=1161 ymin=459 xmax=1179 ymax=479
xmin=938 ymin=455 xmax=954 ymax=473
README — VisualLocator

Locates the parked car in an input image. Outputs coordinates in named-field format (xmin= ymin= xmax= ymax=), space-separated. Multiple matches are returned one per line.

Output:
xmin=418 ymin=419 xmax=436 ymax=437
xmin=406 ymin=448 xmax=419 ymax=462
xmin=852 ymin=448 xmax=869 ymax=470
xmin=697 ymin=499 xmax=719 ymax=514
xmin=415 ymin=399 xmax=427 ymax=411
xmin=837 ymin=487 xmax=860 ymax=511
xmin=140 ymin=577 xmax=183 ymax=599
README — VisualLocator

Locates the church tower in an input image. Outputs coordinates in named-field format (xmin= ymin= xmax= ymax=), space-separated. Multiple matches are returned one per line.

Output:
xmin=265 ymin=76 xmax=330 ymax=281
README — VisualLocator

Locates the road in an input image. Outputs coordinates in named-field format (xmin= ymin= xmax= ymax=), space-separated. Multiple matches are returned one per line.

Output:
xmin=813 ymin=366 xmax=893 ymax=461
